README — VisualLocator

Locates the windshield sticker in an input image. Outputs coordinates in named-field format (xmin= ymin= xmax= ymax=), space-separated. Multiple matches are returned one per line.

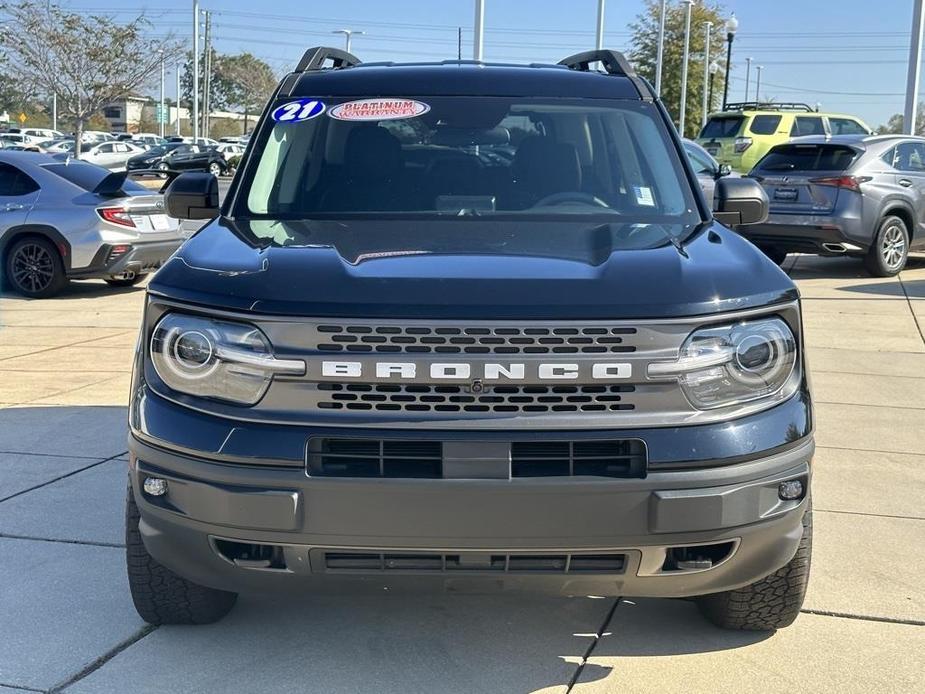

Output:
xmin=271 ymin=99 xmax=325 ymax=123
xmin=328 ymin=98 xmax=430 ymax=121
xmin=633 ymin=185 xmax=655 ymax=207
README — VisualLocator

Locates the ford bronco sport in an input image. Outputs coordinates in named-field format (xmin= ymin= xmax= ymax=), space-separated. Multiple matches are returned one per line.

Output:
xmin=126 ymin=48 xmax=813 ymax=631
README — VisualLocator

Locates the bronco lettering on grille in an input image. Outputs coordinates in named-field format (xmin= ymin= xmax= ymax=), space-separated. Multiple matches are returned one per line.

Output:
xmin=317 ymin=361 xmax=632 ymax=381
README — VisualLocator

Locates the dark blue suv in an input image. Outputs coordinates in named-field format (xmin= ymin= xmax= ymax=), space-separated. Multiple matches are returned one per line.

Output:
xmin=125 ymin=47 xmax=813 ymax=631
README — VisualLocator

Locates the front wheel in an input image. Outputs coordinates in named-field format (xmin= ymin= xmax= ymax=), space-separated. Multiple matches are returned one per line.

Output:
xmin=864 ymin=215 xmax=909 ymax=277
xmin=126 ymin=480 xmax=237 ymax=625
xmin=208 ymin=162 xmax=222 ymax=177
xmin=696 ymin=500 xmax=812 ymax=631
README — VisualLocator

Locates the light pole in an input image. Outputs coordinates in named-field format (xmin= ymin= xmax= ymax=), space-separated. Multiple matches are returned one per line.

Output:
xmin=473 ymin=0 xmax=485 ymax=60
xmin=678 ymin=0 xmax=694 ymax=136
xmin=595 ymin=0 xmax=605 ymax=50
xmin=755 ymin=65 xmax=763 ymax=103
xmin=708 ymin=60 xmax=719 ymax=113
xmin=175 ymin=62 xmax=181 ymax=136
xmin=332 ymin=29 xmax=364 ymax=53
xmin=158 ymin=50 xmax=165 ymax=139
xmin=52 ymin=93 xmax=57 ymax=132
xmin=905 ymin=0 xmax=925 ymax=134
xmin=701 ymin=21 xmax=712 ymax=128
xmin=721 ymin=13 xmax=738 ymax=111
xmin=654 ymin=0 xmax=667 ymax=95
xmin=744 ymin=56 xmax=753 ymax=102
xmin=192 ymin=0 xmax=199 ymax=141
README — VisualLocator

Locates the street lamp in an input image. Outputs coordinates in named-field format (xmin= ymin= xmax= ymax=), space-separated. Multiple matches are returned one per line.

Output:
xmin=744 ymin=56 xmax=753 ymax=102
xmin=701 ymin=21 xmax=712 ymax=129
xmin=332 ymin=28 xmax=364 ymax=54
xmin=654 ymin=0 xmax=667 ymax=95
xmin=678 ymin=0 xmax=695 ymax=136
xmin=708 ymin=60 xmax=720 ymax=113
xmin=721 ymin=13 xmax=738 ymax=111
xmin=755 ymin=65 xmax=763 ymax=102
xmin=158 ymin=49 xmax=165 ymax=139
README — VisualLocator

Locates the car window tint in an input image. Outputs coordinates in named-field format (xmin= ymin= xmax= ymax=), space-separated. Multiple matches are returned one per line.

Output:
xmin=790 ymin=117 xmax=825 ymax=137
xmin=895 ymin=142 xmax=925 ymax=172
xmin=829 ymin=118 xmax=868 ymax=135
xmin=748 ymin=115 xmax=781 ymax=135
xmin=0 ymin=162 xmax=40 ymax=195
xmin=41 ymin=162 xmax=147 ymax=192
xmin=699 ymin=116 xmax=743 ymax=138
xmin=754 ymin=144 xmax=858 ymax=172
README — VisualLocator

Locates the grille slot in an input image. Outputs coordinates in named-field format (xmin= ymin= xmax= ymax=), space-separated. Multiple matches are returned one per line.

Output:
xmin=307 ymin=438 xmax=443 ymax=478
xmin=316 ymin=325 xmax=637 ymax=354
xmin=317 ymin=383 xmax=636 ymax=413
xmin=511 ymin=440 xmax=646 ymax=478
xmin=321 ymin=551 xmax=626 ymax=574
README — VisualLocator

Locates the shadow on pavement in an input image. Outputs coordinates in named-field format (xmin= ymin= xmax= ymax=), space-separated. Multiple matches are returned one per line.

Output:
xmin=0 ymin=279 xmax=147 ymax=302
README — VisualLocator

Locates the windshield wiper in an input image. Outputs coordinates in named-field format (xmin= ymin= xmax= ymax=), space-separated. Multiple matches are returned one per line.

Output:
xmin=585 ymin=222 xmax=689 ymax=259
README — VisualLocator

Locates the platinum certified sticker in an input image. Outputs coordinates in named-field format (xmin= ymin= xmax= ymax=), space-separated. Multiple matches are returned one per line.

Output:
xmin=328 ymin=98 xmax=430 ymax=121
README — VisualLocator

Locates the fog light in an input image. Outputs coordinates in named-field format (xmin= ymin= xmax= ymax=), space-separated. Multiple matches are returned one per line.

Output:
xmin=778 ymin=479 xmax=804 ymax=500
xmin=143 ymin=477 xmax=168 ymax=496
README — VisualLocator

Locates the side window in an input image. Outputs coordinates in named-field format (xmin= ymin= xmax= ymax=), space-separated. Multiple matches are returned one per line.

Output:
xmin=98 ymin=143 xmax=114 ymax=153
xmin=880 ymin=147 xmax=897 ymax=168
xmin=684 ymin=145 xmax=714 ymax=174
xmin=895 ymin=142 xmax=925 ymax=172
xmin=790 ymin=117 xmax=825 ymax=137
xmin=749 ymin=115 xmax=781 ymax=135
xmin=0 ymin=162 xmax=40 ymax=196
xmin=829 ymin=118 xmax=868 ymax=135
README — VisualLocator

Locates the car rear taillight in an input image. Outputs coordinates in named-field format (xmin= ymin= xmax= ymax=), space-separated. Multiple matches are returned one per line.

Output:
xmin=734 ymin=137 xmax=753 ymax=153
xmin=809 ymin=175 xmax=872 ymax=192
xmin=97 ymin=207 xmax=135 ymax=228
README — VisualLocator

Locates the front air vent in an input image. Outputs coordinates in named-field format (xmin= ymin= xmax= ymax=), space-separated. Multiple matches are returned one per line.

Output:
xmin=511 ymin=439 xmax=646 ymax=478
xmin=307 ymin=438 xmax=442 ymax=478
xmin=321 ymin=551 xmax=626 ymax=574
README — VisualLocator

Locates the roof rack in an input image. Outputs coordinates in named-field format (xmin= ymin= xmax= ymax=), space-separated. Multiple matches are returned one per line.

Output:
xmin=295 ymin=46 xmax=361 ymax=73
xmin=557 ymin=49 xmax=653 ymax=101
xmin=724 ymin=101 xmax=816 ymax=113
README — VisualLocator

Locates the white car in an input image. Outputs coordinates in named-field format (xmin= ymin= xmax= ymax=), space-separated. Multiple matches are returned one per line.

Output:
xmin=167 ymin=136 xmax=219 ymax=148
xmin=12 ymin=128 xmax=66 ymax=143
xmin=78 ymin=140 xmax=146 ymax=170
xmin=132 ymin=133 xmax=167 ymax=148
xmin=81 ymin=130 xmax=116 ymax=143
xmin=214 ymin=143 xmax=245 ymax=160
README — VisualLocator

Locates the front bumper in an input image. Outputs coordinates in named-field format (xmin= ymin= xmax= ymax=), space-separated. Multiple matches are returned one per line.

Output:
xmin=129 ymin=426 xmax=813 ymax=598
xmin=70 ymin=240 xmax=183 ymax=279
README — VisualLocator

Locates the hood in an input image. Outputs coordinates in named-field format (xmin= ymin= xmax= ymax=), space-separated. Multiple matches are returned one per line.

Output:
xmin=149 ymin=218 xmax=797 ymax=319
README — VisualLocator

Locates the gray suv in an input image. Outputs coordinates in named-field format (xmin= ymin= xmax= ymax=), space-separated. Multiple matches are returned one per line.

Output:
xmin=744 ymin=134 xmax=925 ymax=275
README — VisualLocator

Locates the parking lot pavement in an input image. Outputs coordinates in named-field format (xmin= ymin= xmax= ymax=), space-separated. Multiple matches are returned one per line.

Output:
xmin=1 ymin=255 xmax=923 ymax=693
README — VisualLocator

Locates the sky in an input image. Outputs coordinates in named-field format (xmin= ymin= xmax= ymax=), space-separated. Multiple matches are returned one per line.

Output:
xmin=58 ymin=0 xmax=924 ymax=129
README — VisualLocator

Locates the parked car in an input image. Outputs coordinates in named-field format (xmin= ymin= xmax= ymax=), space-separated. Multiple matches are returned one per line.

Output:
xmin=80 ymin=130 xmax=116 ymax=144
xmin=683 ymin=138 xmax=739 ymax=201
xmin=697 ymin=102 xmax=872 ymax=173
xmin=126 ymin=142 xmax=227 ymax=176
xmin=78 ymin=140 xmax=147 ymax=171
xmin=745 ymin=134 xmax=925 ymax=275
xmin=8 ymin=127 xmax=66 ymax=143
xmin=0 ymin=133 xmax=30 ymax=146
xmin=218 ymin=136 xmax=247 ymax=144
xmin=213 ymin=142 xmax=245 ymax=161
xmin=0 ymin=151 xmax=184 ymax=297
xmin=166 ymin=136 xmax=220 ymax=148
xmin=132 ymin=133 xmax=167 ymax=148
xmin=39 ymin=139 xmax=76 ymax=154
xmin=125 ymin=46 xmax=813 ymax=634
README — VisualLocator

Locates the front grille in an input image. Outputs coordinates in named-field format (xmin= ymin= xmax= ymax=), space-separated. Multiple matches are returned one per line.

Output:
xmin=511 ymin=440 xmax=646 ymax=478
xmin=307 ymin=437 xmax=647 ymax=479
xmin=322 ymin=551 xmax=626 ymax=574
xmin=317 ymin=383 xmax=636 ymax=413
xmin=315 ymin=324 xmax=637 ymax=354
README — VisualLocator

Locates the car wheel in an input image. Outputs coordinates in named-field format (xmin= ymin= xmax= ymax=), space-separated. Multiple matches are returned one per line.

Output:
xmin=104 ymin=273 xmax=147 ymax=288
xmin=156 ymin=161 xmax=169 ymax=179
xmin=864 ymin=215 xmax=909 ymax=277
xmin=5 ymin=236 xmax=68 ymax=298
xmin=208 ymin=162 xmax=221 ymax=177
xmin=696 ymin=499 xmax=812 ymax=631
xmin=125 ymin=478 xmax=237 ymax=625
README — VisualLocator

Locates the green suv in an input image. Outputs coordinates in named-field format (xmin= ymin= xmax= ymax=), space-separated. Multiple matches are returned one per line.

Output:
xmin=697 ymin=102 xmax=872 ymax=172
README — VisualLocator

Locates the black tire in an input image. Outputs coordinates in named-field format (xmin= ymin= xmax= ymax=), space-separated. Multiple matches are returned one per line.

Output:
xmin=758 ymin=245 xmax=788 ymax=266
xmin=864 ymin=215 xmax=909 ymax=277
xmin=104 ymin=273 xmax=147 ymax=288
xmin=696 ymin=500 xmax=812 ymax=631
xmin=5 ymin=236 xmax=68 ymax=298
xmin=126 ymin=480 xmax=237 ymax=625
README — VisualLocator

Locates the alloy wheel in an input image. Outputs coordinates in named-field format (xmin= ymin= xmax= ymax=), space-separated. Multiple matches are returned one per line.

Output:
xmin=209 ymin=163 xmax=221 ymax=176
xmin=11 ymin=242 xmax=55 ymax=293
xmin=880 ymin=223 xmax=907 ymax=270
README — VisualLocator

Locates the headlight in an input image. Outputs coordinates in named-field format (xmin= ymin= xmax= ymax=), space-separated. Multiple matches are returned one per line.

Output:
xmin=648 ymin=317 xmax=798 ymax=410
xmin=150 ymin=313 xmax=304 ymax=405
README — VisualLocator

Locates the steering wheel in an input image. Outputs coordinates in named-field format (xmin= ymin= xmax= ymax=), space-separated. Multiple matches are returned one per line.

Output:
xmin=532 ymin=192 xmax=610 ymax=209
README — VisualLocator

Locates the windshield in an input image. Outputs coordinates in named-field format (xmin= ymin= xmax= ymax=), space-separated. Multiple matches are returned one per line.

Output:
xmin=236 ymin=97 xmax=699 ymax=228
xmin=42 ymin=162 xmax=148 ymax=193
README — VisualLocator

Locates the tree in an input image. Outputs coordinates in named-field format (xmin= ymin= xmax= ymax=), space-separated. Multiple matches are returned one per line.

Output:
xmin=877 ymin=106 xmax=925 ymax=135
xmin=218 ymin=53 xmax=278 ymax=134
xmin=0 ymin=2 xmax=179 ymax=153
xmin=629 ymin=0 xmax=729 ymax=138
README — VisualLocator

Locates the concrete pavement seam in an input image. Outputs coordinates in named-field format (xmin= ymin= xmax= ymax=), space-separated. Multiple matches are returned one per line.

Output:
xmin=0 ymin=329 xmax=137 ymax=363
xmin=0 ymin=533 xmax=124 ymax=549
xmin=800 ymin=608 xmax=925 ymax=627
xmin=817 ymin=443 xmax=925 ymax=457
xmin=0 ymin=450 xmax=110 ymax=460
xmin=565 ymin=598 xmax=621 ymax=693
xmin=14 ymin=373 xmax=129 ymax=407
xmin=815 ymin=508 xmax=925 ymax=522
xmin=897 ymin=271 xmax=925 ymax=347
xmin=0 ymin=682 xmax=45 ymax=693
xmin=48 ymin=624 xmax=158 ymax=693
xmin=0 ymin=451 xmax=127 ymax=504
xmin=814 ymin=399 xmax=925 ymax=411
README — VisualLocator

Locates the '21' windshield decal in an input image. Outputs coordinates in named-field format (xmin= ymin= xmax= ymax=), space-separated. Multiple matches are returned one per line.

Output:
xmin=271 ymin=99 xmax=325 ymax=123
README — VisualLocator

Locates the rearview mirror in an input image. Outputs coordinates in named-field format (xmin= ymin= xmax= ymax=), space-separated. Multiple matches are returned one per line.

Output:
xmin=164 ymin=172 xmax=219 ymax=220
xmin=713 ymin=177 xmax=768 ymax=227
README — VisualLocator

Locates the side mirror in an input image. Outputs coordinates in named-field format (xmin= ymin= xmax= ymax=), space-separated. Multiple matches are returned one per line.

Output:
xmin=717 ymin=163 xmax=732 ymax=178
xmin=713 ymin=177 xmax=768 ymax=227
xmin=164 ymin=172 xmax=219 ymax=220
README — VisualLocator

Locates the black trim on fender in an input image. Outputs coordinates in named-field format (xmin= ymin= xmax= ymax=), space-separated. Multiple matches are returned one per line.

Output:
xmin=0 ymin=224 xmax=72 ymax=271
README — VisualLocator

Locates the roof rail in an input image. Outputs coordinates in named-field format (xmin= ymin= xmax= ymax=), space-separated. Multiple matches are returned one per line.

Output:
xmin=295 ymin=46 xmax=361 ymax=73
xmin=724 ymin=101 xmax=815 ymax=113
xmin=557 ymin=49 xmax=653 ymax=101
